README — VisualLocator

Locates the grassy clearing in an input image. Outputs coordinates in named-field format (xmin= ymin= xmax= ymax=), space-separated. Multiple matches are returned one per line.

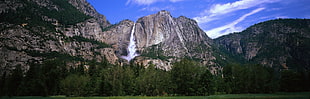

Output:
xmin=1 ymin=92 xmax=309 ymax=99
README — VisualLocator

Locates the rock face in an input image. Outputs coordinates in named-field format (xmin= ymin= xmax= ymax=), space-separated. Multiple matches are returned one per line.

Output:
xmin=98 ymin=11 xmax=219 ymax=69
xmin=1 ymin=0 xmax=309 ymax=75
xmin=215 ymin=19 xmax=310 ymax=71
xmin=67 ymin=0 xmax=110 ymax=27
xmin=0 ymin=0 xmax=117 ymax=75
xmin=101 ymin=20 xmax=134 ymax=57
xmin=132 ymin=11 xmax=216 ymax=69
xmin=0 ymin=0 xmax=237 ymax=73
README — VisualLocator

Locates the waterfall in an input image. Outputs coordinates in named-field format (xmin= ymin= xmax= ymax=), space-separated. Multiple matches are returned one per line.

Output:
xmin=121 ymin=23 xmax=139 ymax=62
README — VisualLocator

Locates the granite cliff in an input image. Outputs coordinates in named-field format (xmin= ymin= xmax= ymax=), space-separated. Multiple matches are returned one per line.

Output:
xmin=0 ymin=0 xmax=117 ymax=75
xmin=215 ymin=19 xmax=310 ymax=71
xmin=134 ymin=11 xmax=216 ymax=70
xmin=1 ymin=0 xmax=309 ymax=75
xmin=100 ymin=11 xmax=221 ymax=70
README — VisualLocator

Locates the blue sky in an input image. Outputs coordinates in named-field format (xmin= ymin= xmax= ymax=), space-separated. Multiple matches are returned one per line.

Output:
xmin=87 ymin=0 xmax=310 ymax=39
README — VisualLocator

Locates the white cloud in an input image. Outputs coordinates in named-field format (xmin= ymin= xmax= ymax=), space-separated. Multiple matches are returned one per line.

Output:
xmin=194 ymin=0 xmax=280 ymax=23
xmin=193 ymin=0 xmax=281 ymax=39
xmin=206 ymin=8 xmax=265 ymax=38
xmin=126 ymin=0 xmax=185 ymax=5
xmin=193 ymin=16 xmax=218 ymax=24
xmin=209 ymin=0 xmax=276 ymax=15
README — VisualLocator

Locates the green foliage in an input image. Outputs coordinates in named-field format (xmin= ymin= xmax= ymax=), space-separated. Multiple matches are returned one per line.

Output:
xmin=100 ymin=65 xmax=127 ymax=96
xmin=101 ymin=22 xmax=119 ymax=32
xmin=1 ymin=58 xmax=309 ymax=97
xmin=67 ymin=36 xmax=111 ymax=48
xmin=280 ymin=70 xmax=309 ymax=92
xmin=0 ymin=0 xmax=91 ymax=32
xmin=215 ymin=19 xmax=310 ymax=72
xmin=0 ymin=59 xmax=68 ymax=96
xmin=222 ymin=64 xmax=279 ymax=94
xmin=192 ymin=42 xmax=210 ymax=53
xmin=5 ymin=65 xmax=23 ymax=96
xmin=27 ymin=51 xmax=84 ymax=61
xmin=249 ymin=18 xmax=310 ymax=30
xmin=0 ymin=1 xmax=55 ymax=31
xmin=246 ymin=19 xmax=310 ymax=71
xmin=26 ymin=49 xmax=82 ymax=61
xmin=42 ymin=0 xmax=92 ymax=25
xmin=1 ymin=92 xmax=310 ymax=99
xmin=140 ymin=45 xmax=174 ymax=60
xmin=135 ymin=66 xmax=172 ymax=96
xmin=60 ymin=74 xmax=90 ymax=96
xmin=171 ymin=59 xmax=214 ymax=96
xmin=211 ymin=45 xmax=246 ymax=66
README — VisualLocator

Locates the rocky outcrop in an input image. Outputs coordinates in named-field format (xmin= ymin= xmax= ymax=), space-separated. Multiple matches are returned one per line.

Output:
xmin=62 ymin=18 xmax=104 ymax=41
xmin=97 ymin=10 xmax=219 ymax=69
xmin=0 ymin=0 xmax=24 ymax=13
xmin=3 ymin=0 xmax=309 ymax=75
xmin=101 ymin=20 xmax=134 ymax=57
xmin=0 ymin=21 xmax=118 ymax=74
xmin=131 ymin=10 xmax=216 ymax=69
xmin=215 ymin=19 xmax=310 ymax=70
xmin=135 ymin=11 xmax=176 ymax=48
xmin=134 ymin=56 xmax=173 ymax=71
xmin=0 ymin=0 xmax=117 ymax=75
xmin=68 ymin=0 xmax=110 ymax=27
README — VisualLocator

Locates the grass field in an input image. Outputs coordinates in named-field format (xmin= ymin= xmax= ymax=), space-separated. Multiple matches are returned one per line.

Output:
xmin=1 ymin=92 xmax=309 ymax=99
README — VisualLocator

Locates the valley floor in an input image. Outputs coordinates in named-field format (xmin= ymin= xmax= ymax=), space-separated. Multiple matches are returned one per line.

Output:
xmin=1 ymin=92 xmax=310 ymax=99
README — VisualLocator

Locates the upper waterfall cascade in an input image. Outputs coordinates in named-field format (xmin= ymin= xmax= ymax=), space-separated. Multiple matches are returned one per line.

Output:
xmin=121 ymin=23 xmax=139 ymax=62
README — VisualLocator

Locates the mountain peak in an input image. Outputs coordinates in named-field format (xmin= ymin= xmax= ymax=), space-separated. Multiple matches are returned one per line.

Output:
xmin=215 ymin=19 xmax=310 ymax=71
xmin=68 ymin=0 xmax=110 ymax=27
xmin=157 ymin=10 xmax=171 ymax=15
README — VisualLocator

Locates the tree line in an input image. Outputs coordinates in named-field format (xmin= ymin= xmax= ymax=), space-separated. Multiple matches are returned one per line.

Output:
xmin=0 ymin=59 xmax=309 ymax=97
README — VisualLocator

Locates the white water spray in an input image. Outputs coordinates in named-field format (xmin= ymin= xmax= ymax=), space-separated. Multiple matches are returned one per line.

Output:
xmin=121 ymin=23 xmax=139 ymax=62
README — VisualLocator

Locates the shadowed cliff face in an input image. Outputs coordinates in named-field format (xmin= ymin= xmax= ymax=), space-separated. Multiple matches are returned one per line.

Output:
xmin=0 ymin=0 xmax=117 ymax=74
xmin=215 ymin=19 xmax=310 ymax=71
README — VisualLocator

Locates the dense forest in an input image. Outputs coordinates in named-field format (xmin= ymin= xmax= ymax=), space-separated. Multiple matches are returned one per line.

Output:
xmin=0 ymin=58 xmax=309 ymax=97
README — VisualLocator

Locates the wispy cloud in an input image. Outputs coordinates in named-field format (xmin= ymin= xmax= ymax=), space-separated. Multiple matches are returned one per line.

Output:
xmin=194 ymin=0 xmax=279 ymax=23
xmin=193 ymin=0 xmax=281 ymax=39
xmin=208 ymin=0 xmax=278 ymax=16
xmin=126 ymin=0 xmax=185 ymax=5
xmin=206 ymin=8 xmax=265 ymax=38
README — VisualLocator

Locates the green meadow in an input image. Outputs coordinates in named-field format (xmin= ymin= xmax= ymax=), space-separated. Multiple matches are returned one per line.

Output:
xmin=1 ymin=92 xmax=309 ymax=99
